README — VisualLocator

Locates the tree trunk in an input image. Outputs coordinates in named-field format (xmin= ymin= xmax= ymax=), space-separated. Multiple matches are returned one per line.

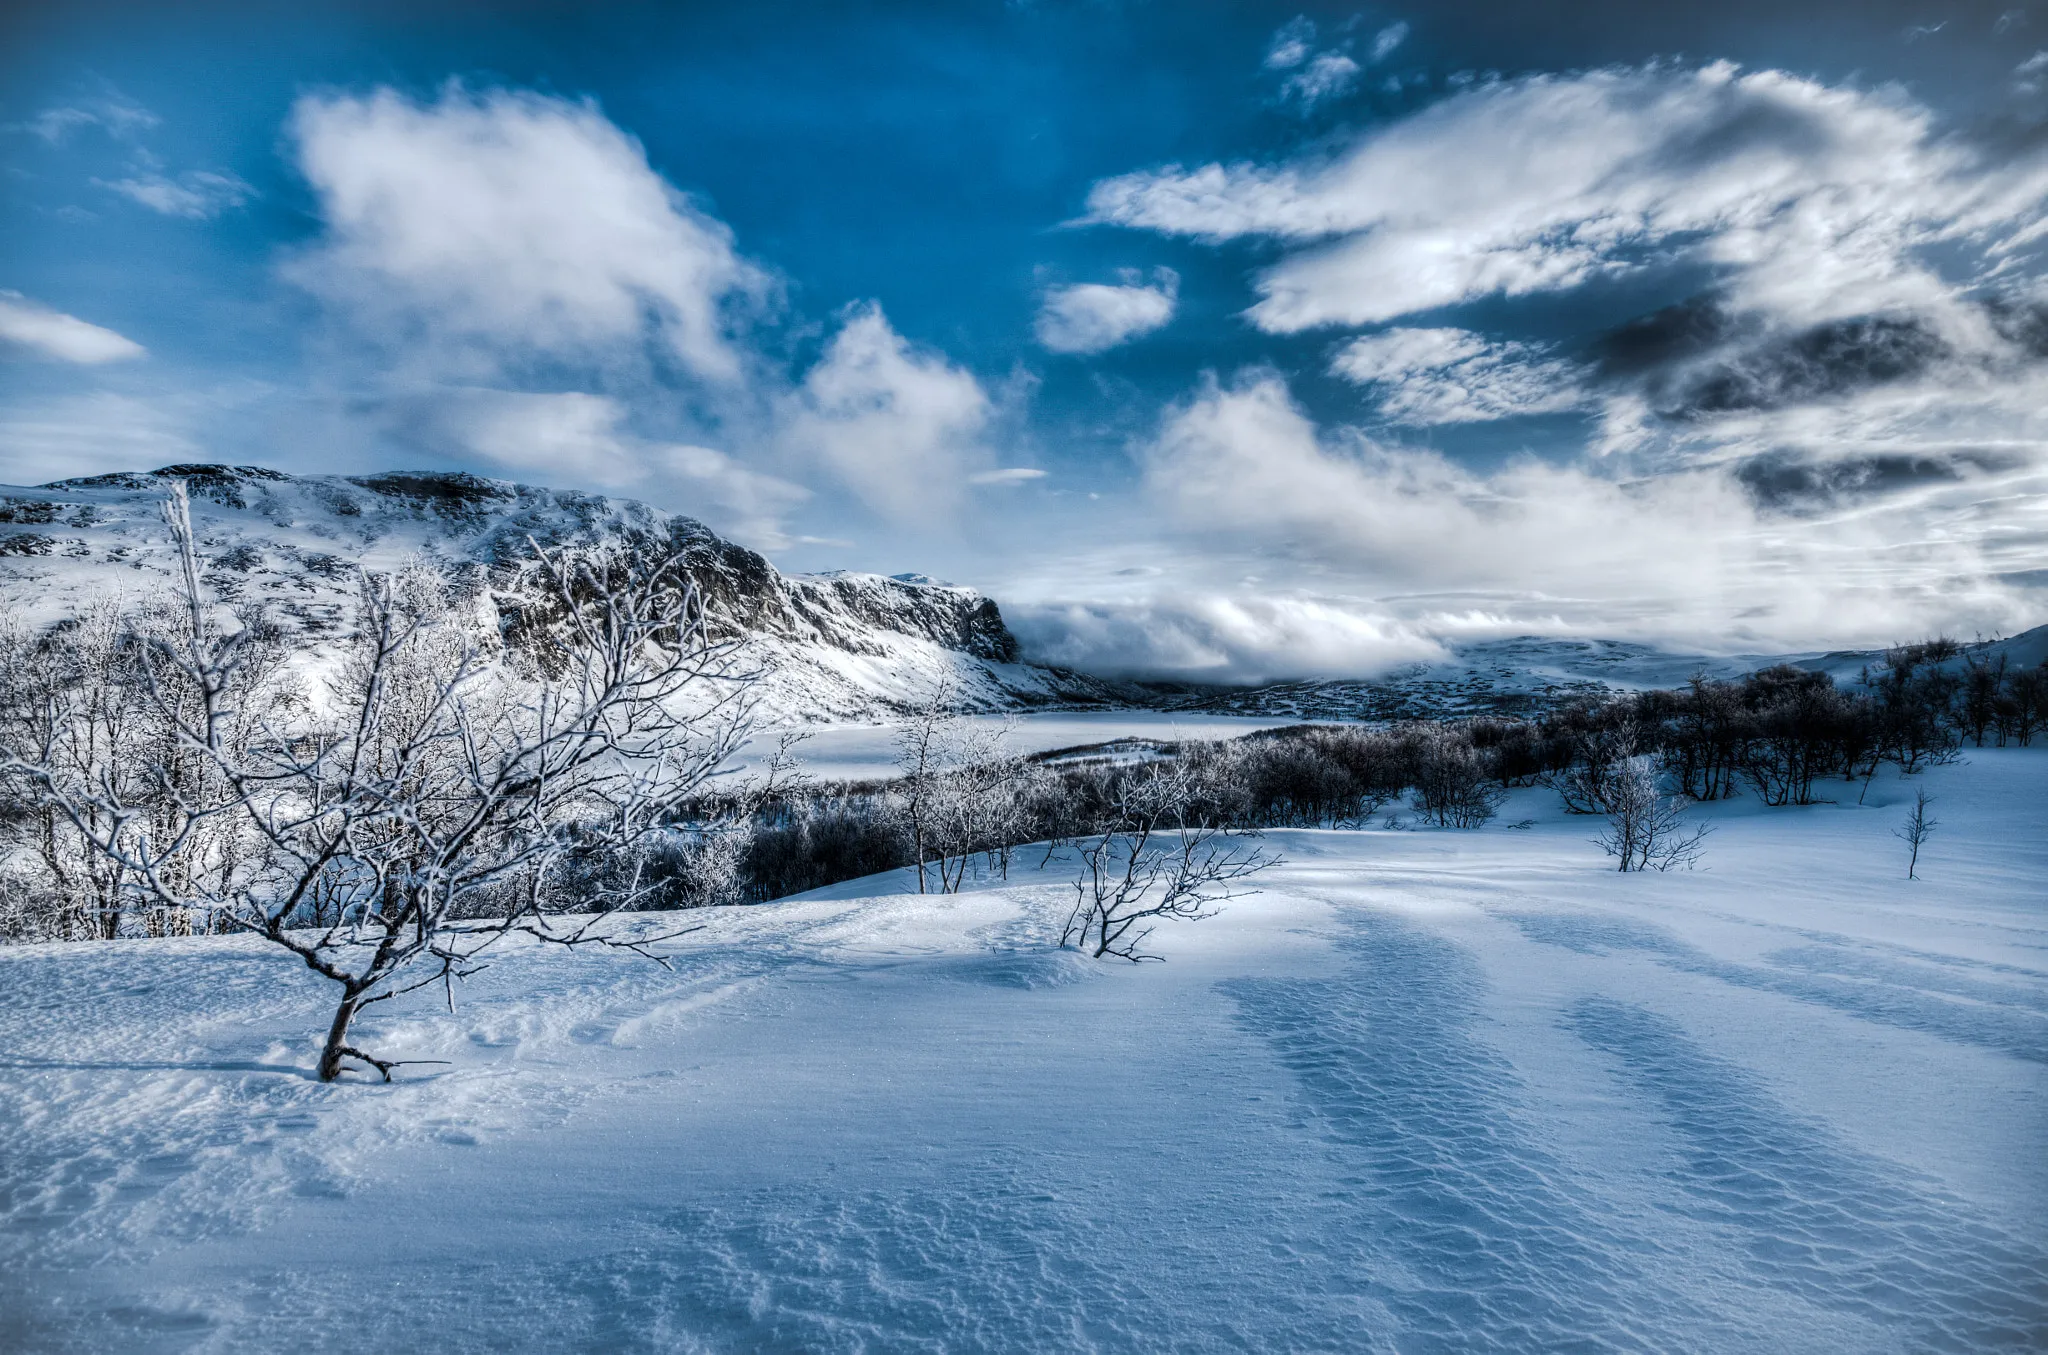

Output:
xmin=318 ymin=990 xmax=367 ymax=1082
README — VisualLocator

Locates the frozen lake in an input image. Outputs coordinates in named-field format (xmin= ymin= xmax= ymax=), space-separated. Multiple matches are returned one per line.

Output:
xmin=741 ymin=709 xmax=1309 ymax=782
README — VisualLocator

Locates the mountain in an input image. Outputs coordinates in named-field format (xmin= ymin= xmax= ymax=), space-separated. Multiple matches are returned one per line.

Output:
xmin=5 ymin=464 xmax=2036 ymax=727
xmin=0 ymin=464 xmax=1126 ymax=722
xmin=1155 ymin=627 xmax=2048 ymax=721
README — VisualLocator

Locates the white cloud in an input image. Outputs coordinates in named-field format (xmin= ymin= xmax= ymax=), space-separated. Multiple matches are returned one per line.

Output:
xmin=1263 ymin=18 xmax=1315 ymax=70
xmin=969 ymin=467 xmax=1047 ymax=486
xmin=2015 ymin=49 xmax=2048 ymax=94
xmin=1087 ymin=63 xmax=2048 ymax=334
xmin=0 ymin=292 xmax=146 ymax=363
xmin=1035 ymin=269 xmax=1178 ymax=353
xmin=1283 ymin=53 xmax=1362 ymax=108
xmin=95 ymin=168 xmax=254 ymax=219
xmin=1331 ymin=326 xmax=1585 ymax=423
xmin=1370 ymin=22 xmax=1410 ymax=64
xmin=783 ymin=303 xmax=992 ymax=521
xmin=21 ymin=97 xmax=159 ymax=144
xmin=1265 ymin=16 xmax=1387 ymax=110
xmin=287 ymin=84 xmax=769 ymax=382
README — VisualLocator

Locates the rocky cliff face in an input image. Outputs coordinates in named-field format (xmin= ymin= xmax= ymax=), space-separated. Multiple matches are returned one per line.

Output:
xmin=0 ymin=465 xmax=1117 ymax=720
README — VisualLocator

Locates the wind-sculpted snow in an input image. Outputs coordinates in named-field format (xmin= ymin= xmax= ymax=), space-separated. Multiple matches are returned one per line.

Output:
xmin=1221 ymin=915 xmax=1766 ymax=1353
xmin=1507 ymin=911 xmax=2048 ymax=1064
xmin=1566 ymin=998 xmax=2048 ymax=1350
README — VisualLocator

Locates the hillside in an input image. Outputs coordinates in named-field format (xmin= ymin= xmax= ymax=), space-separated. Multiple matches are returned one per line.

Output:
xmin=0 ymin=465 xmax=1124 ymax=722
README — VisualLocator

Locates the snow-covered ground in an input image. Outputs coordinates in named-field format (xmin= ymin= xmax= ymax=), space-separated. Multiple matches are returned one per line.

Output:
xmin=2 ymin=751 xmax=2043 ymax=1352
xmin=749 ymin=710 xmax=1305 ymax=782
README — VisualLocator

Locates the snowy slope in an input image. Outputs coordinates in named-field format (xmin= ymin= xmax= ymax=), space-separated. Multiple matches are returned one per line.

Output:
xmin=2 ymin=748 xmax=2042 ymax=1351
xmin=0 ymin=465 xmax=1125 ymax=722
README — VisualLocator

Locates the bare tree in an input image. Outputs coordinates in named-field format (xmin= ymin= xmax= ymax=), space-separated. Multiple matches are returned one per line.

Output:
xmin=893 ymin=676 xmax=957 ymax=894
xmin=1894 ymin=788 xmax=1937 ymax=881
xmin=1061 ymin=762 xmax=1275 ymax=962
xmin=4 ymin=484 xmax=754 ymax=1081
xmin=1595 ymin=755 xmax=1710 ymax=872
xmin=925 ymin=715 xmax=1022 ymax=893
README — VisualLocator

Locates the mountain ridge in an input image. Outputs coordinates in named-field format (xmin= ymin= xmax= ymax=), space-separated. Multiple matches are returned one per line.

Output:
xmin=0 ymin=464 xmax=1127 ymax=721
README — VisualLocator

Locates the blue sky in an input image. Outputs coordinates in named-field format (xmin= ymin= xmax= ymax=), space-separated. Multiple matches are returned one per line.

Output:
xmin=3 ymin=1 xmax=2046 ymax=679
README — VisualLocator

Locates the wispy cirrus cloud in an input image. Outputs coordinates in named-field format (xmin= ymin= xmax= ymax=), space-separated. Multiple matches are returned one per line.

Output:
xmin=95 ymin=167 xmax=254 ymax=219
xmin=1087 ymin=62 xmax=2048 ymax=334
xmin=1260 ymin=16 xmax=1405 ymax=111
xmin=1331 ymin=327 xmax=1584 ymax=423
xmin=17 ymin=95 xmax=159 ymax=144
xmin=15 ymin=90 xmax=254 ymax=219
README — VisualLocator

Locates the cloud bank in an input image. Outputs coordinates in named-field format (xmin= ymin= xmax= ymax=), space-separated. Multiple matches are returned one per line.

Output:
xmin=1118 ymin=374 xmax=2043 ymax=659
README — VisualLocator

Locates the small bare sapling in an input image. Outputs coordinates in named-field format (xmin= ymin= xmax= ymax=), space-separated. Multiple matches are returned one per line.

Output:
xmin=1894 ymin=788 xmax=1937 ymax=880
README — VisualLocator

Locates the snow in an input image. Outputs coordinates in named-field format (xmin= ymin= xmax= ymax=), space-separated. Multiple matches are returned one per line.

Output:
xmin=1 ymin=749 xmax=2043 ymax=1351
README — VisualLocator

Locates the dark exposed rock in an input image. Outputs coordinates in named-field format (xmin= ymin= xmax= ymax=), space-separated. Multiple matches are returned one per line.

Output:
xmin=0 ymin=500 xmax=61 ymax=525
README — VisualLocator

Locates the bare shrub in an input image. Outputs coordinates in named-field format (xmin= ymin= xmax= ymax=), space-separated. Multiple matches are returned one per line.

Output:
xmin=1061 ymin=762 xmax=1275 ymax=962
xmin=1554 ymin=719 xmax=1638 ymax=816
xmin=1594 ymin=756 xmax=1710 ymax=872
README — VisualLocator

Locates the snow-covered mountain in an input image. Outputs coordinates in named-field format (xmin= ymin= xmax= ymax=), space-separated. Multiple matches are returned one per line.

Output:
xmin=0 ymin=464 xmax=1124 ymax=722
